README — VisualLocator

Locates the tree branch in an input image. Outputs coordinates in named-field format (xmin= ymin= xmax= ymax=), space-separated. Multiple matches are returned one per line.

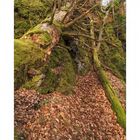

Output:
xmin=96 ymin=7 xmax=111 ymax=51
xmin=62 ymin=31 xmax=101 ymax=41
xmin=62 ymin=0 xmax=78 ymax=23
xmin=63 ymin=4 xmax=98 ymax=28
xmin=49 ymin=0 xmax=57 ymax=24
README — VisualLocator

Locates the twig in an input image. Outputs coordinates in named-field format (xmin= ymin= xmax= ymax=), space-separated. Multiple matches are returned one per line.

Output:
xmin=89 ymin=15 xmax=96 ymax=47
xmin=62 ymin=32 xmax=101 ymax=41
xmin=96 ymin=7 xmax=111 ymax=51
xmin=63 ymin=4 xmax=98 ymax=28
xmin=74 ymin=23 xmax=88 ymax=33
xmin=57 ymin=0 xmax=62 ymax=11
xmin=62 ymin=0 xmax=78 ymax=23
xmin=49 ymin=0 xmax=57 ymax=24
xmin=76 ymin=0 xmax=89 ymax=10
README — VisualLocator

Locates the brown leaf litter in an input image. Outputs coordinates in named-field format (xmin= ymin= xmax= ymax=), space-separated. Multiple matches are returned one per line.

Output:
xmin=15 ymin=71 xmax=126 ymax=140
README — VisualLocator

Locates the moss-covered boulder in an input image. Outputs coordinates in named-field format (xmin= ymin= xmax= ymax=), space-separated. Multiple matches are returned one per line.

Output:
xmin=40 ymin=47 xmax=76 ymax=94
xmin=14 ymin=39 xmax=45 ymax=89
xmin=23 ymin=47 xmax=76 ymax=94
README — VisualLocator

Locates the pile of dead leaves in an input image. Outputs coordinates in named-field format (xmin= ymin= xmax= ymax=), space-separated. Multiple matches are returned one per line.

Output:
xmin=15 ymin=71 xmax=126 ymax=140
xmin=14 ymin=89 xmax=46 ymax=138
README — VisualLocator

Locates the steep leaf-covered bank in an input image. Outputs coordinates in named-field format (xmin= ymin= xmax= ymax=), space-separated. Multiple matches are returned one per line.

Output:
xmin=14 ymin=0 xmax=126 ymax=137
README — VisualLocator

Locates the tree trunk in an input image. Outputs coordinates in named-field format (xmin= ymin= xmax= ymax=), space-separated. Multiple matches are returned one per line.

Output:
xmin=93 ymin=48 xmax=126 ymax=129
xmin=90 ymin=13 xmax=126 ymax=129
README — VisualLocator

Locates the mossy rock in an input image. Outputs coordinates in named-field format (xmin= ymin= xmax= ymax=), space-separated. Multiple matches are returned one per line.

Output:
xmin=63 ymin=36 xmax=92 ymax=75
xmin=39 ymin=47 xmax=76 ymax=94
xmin=22 ymin=33 xmax=52 ymax=48
xmin=22 ymin=74 xmax=43 ymax=90
xmin=23 ymin=47 xmax=76 ymax=94
xmin=14 ymin=0 xmax=52 ymax=38
xmin=14 ymin=39 xmax=45 ymax=89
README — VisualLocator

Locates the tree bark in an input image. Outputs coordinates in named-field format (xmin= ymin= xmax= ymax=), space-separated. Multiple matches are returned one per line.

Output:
xmin=90 ymin=9 xmax=126 ymax=129
xmin=93 ymin=48 xmax=126 ymax=129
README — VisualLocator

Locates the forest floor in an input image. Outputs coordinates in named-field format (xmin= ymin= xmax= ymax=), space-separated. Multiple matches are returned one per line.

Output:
xmin=15 ymin=71 xmax=126 ymax=140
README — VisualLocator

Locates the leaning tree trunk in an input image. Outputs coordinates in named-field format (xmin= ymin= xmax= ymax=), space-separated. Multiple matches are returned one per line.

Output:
xmin=89 ymin=9 xmax=126 ymax=129
xmin=93 ymin=48 xmax=126 ymax=129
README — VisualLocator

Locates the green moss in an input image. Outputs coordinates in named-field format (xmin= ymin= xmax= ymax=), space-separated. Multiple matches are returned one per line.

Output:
xmin=14 ymin=129 xmax=26 ymax=140
xmin=38 ymin=47 xmax=76 ymax=94
xmin=14 ymin=130 xmax=18 ymax=140
xmin=15 ymin=38 xmax=76 ymax=93
xmin=111 ymin=53 xmax=126 ymax=78
xmin=76 ymin=45 xmax=92 ymax=75
xmin=65 ymin=37 xmax=92 ymax=75
xmin=23 ymin=24 xmax=43 ymax=35
xmin=14 ymin=39 xmax=45 ymax=89
xmin=99 ymin=24 xmax=125 ymax=81
xmin=23 ymin=74 xmax=42 ymax=89
xmin=40 ymin=32 xmax=52 ymax=43
xmin=53 ymin=20 xmax=64 ymax=29
xmin=14 ymin=39 xmax=45 ymax=68
xmin=94 ymin=48 xmax=126 ymax=129
xmin=38 ymin=68 xmax=59 ymax=93
xmin=14 ymin=0 xmax=51 ymax=38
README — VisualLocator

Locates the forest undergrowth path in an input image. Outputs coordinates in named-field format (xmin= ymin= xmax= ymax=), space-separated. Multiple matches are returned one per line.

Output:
xmin=15 ymin=71 xmax=126 ymax=140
